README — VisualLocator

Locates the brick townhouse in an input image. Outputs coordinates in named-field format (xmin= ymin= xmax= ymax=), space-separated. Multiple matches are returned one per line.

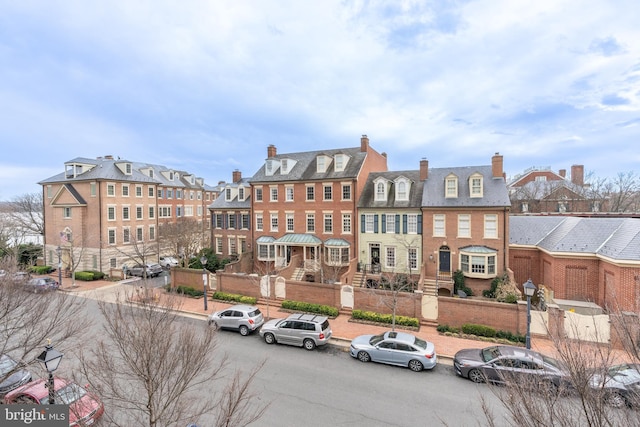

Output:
xmin=39 ymin=156 xmax=216 ymax=275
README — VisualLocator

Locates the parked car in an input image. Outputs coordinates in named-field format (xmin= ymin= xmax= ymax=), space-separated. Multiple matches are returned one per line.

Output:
xmin=453 ymin=345 xmax=569 ymax=392
xmin=0 ymin=354 xmax=32 ymax=398
xmin=260 ymin=313 xmax=332 ymax=351
xmin=4 ymin=377 xmax=104 ymax=426
xmin=207 ymin=304 xmax=264 ymax=336
xmin=128 ymin=263 xmax=163 ymax=277
xmin=590 ymin=363 xmax=640 ymax=408
xmin=349 ymin=330 xmax=437 ymax=372
xmin=24 ymin=277 xmax=60 ymax=293
xmin=159 ymin=256 xmax=179 ymax=268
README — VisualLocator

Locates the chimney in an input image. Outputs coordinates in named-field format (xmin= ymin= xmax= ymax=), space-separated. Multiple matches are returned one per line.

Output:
xmin=104 ymin=155 xmax=114 ymax=160
xmin=360 ymin=134 xmax=369 ymax=152
xmin=571 ymin=164 xmax=584 ymax=186
xmin=232 ymin=170 xmax=242 ymax=183
xmin=491 ymin=152 xmax=503 ymax=178
xmin=420 ymin=158 xmax=429 ymax=180
xmin=267 ymin=145 xmax=277 ymax=158
xmin=559 ymin=169 xmax=566 ymax=178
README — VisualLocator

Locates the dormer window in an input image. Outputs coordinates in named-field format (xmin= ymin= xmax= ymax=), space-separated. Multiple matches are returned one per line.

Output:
xmin=265 ymin=159 xmax=278 ymax=176
xmin=469 ymin=173 xmax=483 ymax=198
xmin=281 ymin=159 xmax=288 ymax=173
xmin=190 ymin=176 xmax=195 ymax=184
xmin=317 ymin=155 xmax=329 ymax=173
xmin=169 ymin=172 xmax=174 ymax=181
xmin=279 ymin=158 xmax=295 ymax=175
xmin=225 ymin=188 xmax=232 ymax=201
xmin=125 ymin=163 xmax=132 ymax=175
xmin=445 ymin=175 xmax=458 ymax=198
xmin=238 ymin=187 xmax=245 ymax=200
xmin=394 ymin=177 xmax=410 ymax=201
xmin=149 ymin=169 xmax=154 ymax=178
xmin=334 ymin=154 xmax=349 ymax=172
xmin=374 ymin=178 xmax=388 ymax=201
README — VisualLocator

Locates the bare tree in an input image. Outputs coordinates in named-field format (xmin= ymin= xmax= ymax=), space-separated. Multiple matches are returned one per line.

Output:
xmin=7 ymin=192 xmax=44 ymax=237
xmin=607 ymin=171 xmax=639 ymax=213
xmin=158 ymin=218 xmax=204 ymax=264
xmin=109 ymin=237 xmax=160 ymax=279
xmin=78 ymin=292 xmax=268 ymax=427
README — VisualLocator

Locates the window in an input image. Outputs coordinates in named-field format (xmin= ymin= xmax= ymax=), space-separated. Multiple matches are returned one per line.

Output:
xmin=445 ymin=176 xmax=458 ymax=198
xmin=197 ymin=206 xmax=202 ymax=216
xmin=286 ymin=213 xmax=294 ymax=232
xmin=125 ymin=163 xmax=132 ymax=174
xmin=63 ymin=207 xmax=72 ymax=218
xmin=216 ymin=238 xmax=223 ymax=255
xmin=535 ymin=176 xmax=547 ymax=182
xmin=90 ymin=182 xmax=96 ymax=197
xmin=256 ymin=214 xmax=263 ymax=231
xmin=342 ymin=184 xmax=351 ymax=200
xmin=47 ymin=185 xmax=53 ymax=198
xmin=229 ymin=238 xmax=237 ymax=255
xmin=334 ymin=154 xmax=344 ymax=171
xmin=306 ymin=214 xmax=315 ymax=232
xmin=396 ymin=181 xmax=408 ymax=201
xmin=190 ymin=191 xmax=194 ymax=200
xmin=386 ymin=247 xmax=396 ymax=268
xmin=270 ymin=213 xmax=278 ymax=231
xmin=228 ymin=213 xmax=236 ymax=229
xmin=407 ymin=214 xmax=418 ymax=234
xmin=364 ymin=214 xmax=375 ymax=233
xmin=484 ymin=214 xmax=498 ymax=238
xmin=167 ymin=189 xmax=173 ymax=199
xmin=255 ymin=187 xmax=263 ymax=202
xmin=148 ymin=206 xmax=155 ymax=219
xmin=258 ymin=243 xmax=275 ymax=260
xmin=123 ymin=228 xmax=130 ymax=244
xmin=107 ymin=183 xmax=115 ymax=196
xmin=149 ymin=226 xmax=155 ymax=240
xmin=408 ymin=248 xmax=417 ymax=270
xmin=159 ymin=206 xmax=171 ymax=218
xmin=270 ymin=187 xmax=278 ymax=202
xmin=522 ymin=202 xmax=529 ymax=213
xmin=238 ymin=187 xmax=244 ymax=200
xmin=110 ymin=258 xmax=117 ymax=268
xmin=375 ymin=182 xmax=385 ymax=200
xmin=122 ymin=206 xmax=130 ymax=220
xmin=385 ymin=214 xmax=396 ymax=234
xmin=461 ymin=253 xmax=497 ymax=278
xmin=108 ymin=229 xmax=116 ymax=245
xmin=242 ymin=214 xmax=250 ymax=230
xmin=342 ymin=213 xmax=351 ymax=233
xmin=433 ymin=214 xmax=445 ymax=237
xmin=225 ymin=188 xmax=232 ymax=201
xmin=281 ymin=159 xmax=288 ymax=173
xmin=135 ymin=185 xmax=143 ymax=197
xmin=176 ymin=206 xmax=183 ymax=217
xmin=148 ymin=186 xmax=154 ymax=198
xmin=324 ymin=214 xmax=333 ymax=233
xmin=136 ymin=206 xmax=143 ymax=220
xmin=286 ymin=186 xmax=294 ymax=202
xmin=317 ymin=156 xmax=327 ymax=173
xmin=306 ymin=185 xmax=315 ymax=201
xmin=470 ymin=175 xmax=483 ymax=197
xmin=458 ymin=214 xmax=470 ymax=238
xmin=122 ymin=185 xmax=129 ymax=197
xmin=107 ymin=206 xmax=116 ymax=221
xmin=323 ymin=184 xmax=332 ymax=201
xmin=215 ymin=214 xmax=223 ymax=229
xmin=92 ymin=255 xmax=97 ymax=269
xmin=136 ymin=227 xmax=143 ymax=241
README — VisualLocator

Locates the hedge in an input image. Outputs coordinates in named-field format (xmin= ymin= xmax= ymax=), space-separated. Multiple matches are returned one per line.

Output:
xmin=30 ymin=266 xmax=53 ymax=274
xmin=74 ymin=271 xmax=94 ymax=281
xmin=438 ymin=323 xmax=525 ymax=344
xmin=281 ymin=300 xmax=339 ymax=317
xmin=212 ymin=291 xmax=257 ymax=305
xmin=174 ymin=286 xmax=205 ymax=298
xmin=351 ymin=309 xmax=420 ymax=328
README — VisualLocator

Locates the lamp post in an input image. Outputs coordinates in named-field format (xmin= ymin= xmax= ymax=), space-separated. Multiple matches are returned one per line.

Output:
xmin=523 ymin=279 xmax=537 ymax=350
xmin=36 ymin=341 xmax=63 ymax=404
xmin=200 ymin=256 xmax=208 ymax=311
xmin=56 ymin=246 xmax=62 ymax=288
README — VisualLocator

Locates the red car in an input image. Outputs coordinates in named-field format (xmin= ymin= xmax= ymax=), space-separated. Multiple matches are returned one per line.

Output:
xmin=4 ymin=377 xmax=104 ymax=426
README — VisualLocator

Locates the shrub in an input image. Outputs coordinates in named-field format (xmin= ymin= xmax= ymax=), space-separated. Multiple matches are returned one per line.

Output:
xmin=281 ymin=300 xmax=339 ymax=317
xmin=75 ymin=271 xmax=94 ymax=281
xmin=351 ymin=309 xmax=419 ymax=328
xmin=453 ymin=270 xmax=473 ymax=296
xmin=496 ymin=330 xmax=526 ymax=343
xmin=211 ymin=291 xmax=256 ymax=305
xmin=483 ymin=276 xmax=501 ymax=298
xmin=436 ymin=324 xmax=460 ymax=334
xmin=461 ymin=323 xmax=496 ymax=338
xmin=88 ymin=270 xmax=105 ymax=280
xmin=29 ymin=265 xmax=53 ymax=274
xmin=175 ymin=286 xmax=205 ymax=298
xmin=503 ymin=294 xmax=519 ymax=304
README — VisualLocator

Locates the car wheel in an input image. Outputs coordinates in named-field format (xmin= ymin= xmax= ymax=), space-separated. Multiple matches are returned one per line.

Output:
xmin=208 ymin=320 xmax=218 ymax=329
xmin=408 ymin=359 xmax=424 ymax=372
xmin=605 ymin=391 xmax=627 ymax=408
xmin=239 ymin=325 xmax=250 ymax=336
xmin=357 ymin=351 xmax=371 ymax=363
xmin=264 ymin=333 xmax=276 ymax=344
xmin=468 ymin=369 xmax=486 ymax=383
xmin=303 ymin=338 xmax=316 ymax=351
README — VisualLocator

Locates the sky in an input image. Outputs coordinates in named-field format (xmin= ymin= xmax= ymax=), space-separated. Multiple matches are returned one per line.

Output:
xmin=1 ymin=0 xmax=638 ymax=200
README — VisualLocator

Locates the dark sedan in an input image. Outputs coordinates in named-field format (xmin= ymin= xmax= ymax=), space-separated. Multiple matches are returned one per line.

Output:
xmin=25 ymin=277 xmax=60 ymax=292
xmin=0 ymin=354 xmax=32 ymax=398
xmin=590 ymin=363 xmax=640 ymax=408
xmin=453 ymin=345 xmax=569 ymax=393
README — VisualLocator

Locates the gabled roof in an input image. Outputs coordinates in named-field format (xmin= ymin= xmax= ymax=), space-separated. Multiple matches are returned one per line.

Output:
xmin=358 ymin=170 xmax=423 ymax=209
xmin=208 ymin=178 xmax=252 ymax=210
xmin=250 ymin=146 xmax=367 ymax=183
xmin=510 ymin=216 xmax=640 ymax=262
xmin=422 ymin=165 xmax=511 ymax=208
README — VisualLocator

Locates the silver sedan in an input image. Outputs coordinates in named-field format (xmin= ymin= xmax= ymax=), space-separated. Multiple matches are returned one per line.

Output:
xmin=349 ymin=331 xmax=437 ymax=372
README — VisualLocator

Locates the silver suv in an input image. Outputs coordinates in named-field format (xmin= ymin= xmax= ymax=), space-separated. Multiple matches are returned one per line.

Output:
xmin=208 ymin=305 xmax=264 ymax=336
xmin=260 ymin=313 xmax=332 ymax=351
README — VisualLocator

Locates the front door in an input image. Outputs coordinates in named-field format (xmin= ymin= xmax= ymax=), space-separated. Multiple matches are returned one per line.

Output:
xmin=370 ymin=244 xmax=380 ymax=272
xmin=439 ymin=246 xmax=451 ymax=273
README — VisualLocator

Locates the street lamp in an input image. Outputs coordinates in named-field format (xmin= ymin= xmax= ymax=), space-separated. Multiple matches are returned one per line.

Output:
xmin=523 ymin=279 xmax=537 ymax=350
xmin=200 ymin=256 xmax=208 ymax=311
xmin=56 ymin=246 xmax=62 ymax=288
xmin=37 ymin=341 xmax=63 ymax=404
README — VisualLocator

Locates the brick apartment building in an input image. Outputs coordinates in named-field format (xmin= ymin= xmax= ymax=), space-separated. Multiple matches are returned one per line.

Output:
xmin=39 ymin=156 xmax=217 ymax=275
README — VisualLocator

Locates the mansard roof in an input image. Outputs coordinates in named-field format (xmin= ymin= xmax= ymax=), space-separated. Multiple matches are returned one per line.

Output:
xmin=358 ymin=170 xmax=423 ymax=209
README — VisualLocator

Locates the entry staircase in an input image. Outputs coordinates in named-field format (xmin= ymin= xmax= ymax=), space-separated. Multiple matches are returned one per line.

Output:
xmin=290 ymin=268 xmax=305 ymax=281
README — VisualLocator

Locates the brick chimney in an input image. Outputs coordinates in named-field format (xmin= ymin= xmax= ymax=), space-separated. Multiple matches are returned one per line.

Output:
xmin=420 ymin=158 xmax=429 ymax=180
xmin=232 ymin=170 xmax=242 ymax=183
xmin=360 ymin=135 xmax=369 ymax=152
xmin=559 ymin=169 xmax=566 ymax=178
xmin=571 ymin=164 xmax=584 ymax=186
xmin=491 ymin=152 xmax=503 ymax=178
xmin=267 ymin=145 xmax=277 ymax=158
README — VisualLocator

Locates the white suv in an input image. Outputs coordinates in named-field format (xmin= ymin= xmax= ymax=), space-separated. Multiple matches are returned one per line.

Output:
xmin=208 ymin=305 xmax=264 ymax=336
xmin=260 ymin=313 xmax=332 ymax=351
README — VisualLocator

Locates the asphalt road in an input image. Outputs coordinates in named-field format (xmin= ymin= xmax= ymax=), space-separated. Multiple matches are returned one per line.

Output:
xmin=68 ymin=287 xmax=508 ymax=427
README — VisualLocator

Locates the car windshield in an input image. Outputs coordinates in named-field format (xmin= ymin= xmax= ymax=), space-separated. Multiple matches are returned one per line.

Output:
xmin=481 ymin=346 xmax=502 ymax=362
xmin=0 ymin=356 xmax=17 ymax=375
xmin=41 ymin=383 xmax=87 ymax=405
xmin=413 ymin=337 xmax=428 ymax=350
xmin=369 ymin=334 xmax=386 ymax=346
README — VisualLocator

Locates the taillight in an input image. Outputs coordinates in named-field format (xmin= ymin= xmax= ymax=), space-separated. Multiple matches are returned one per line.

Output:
xmin=249 ymin=319 xmax=254 ymax=325
xmin=319 ymin=333 xmax=325 ymax=339
xmin=425 ymin=353 xmax=433 ymax=359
